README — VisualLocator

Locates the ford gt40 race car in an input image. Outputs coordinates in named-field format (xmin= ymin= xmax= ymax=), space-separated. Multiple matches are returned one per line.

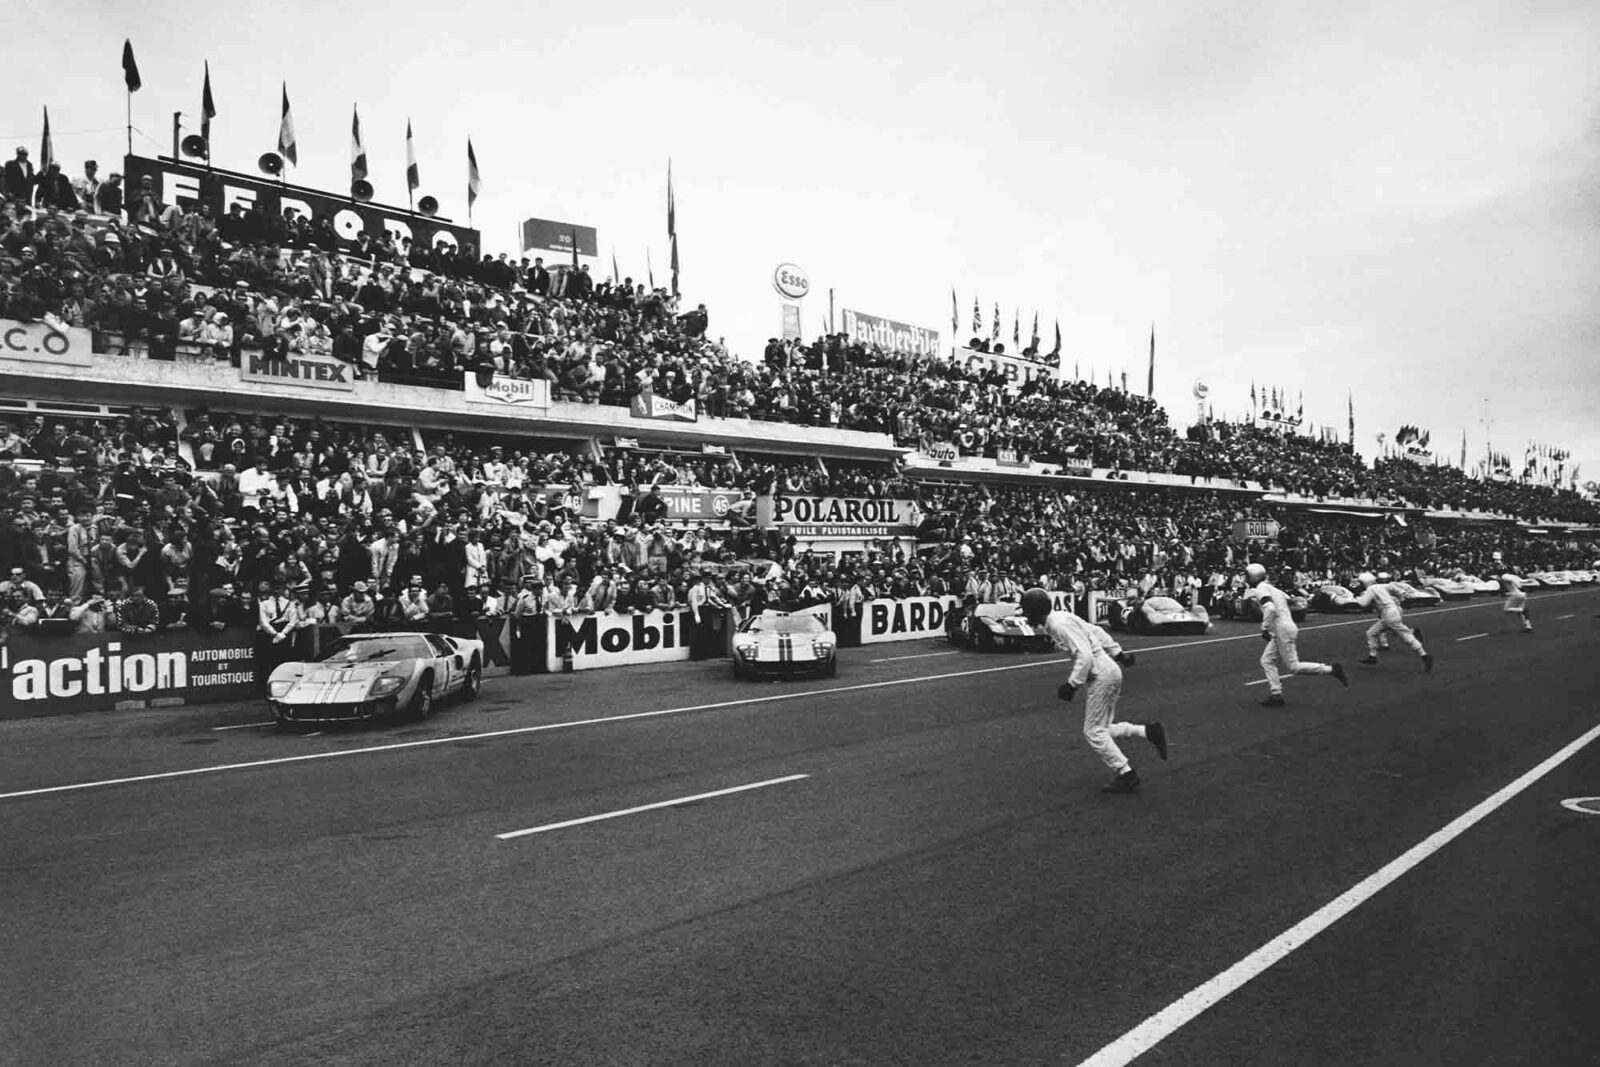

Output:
xmin=1418 ymin=575 xmax=1475 ymax=600
xmin=1457 ymin=574 xmax=1500 ymax=594
xmin=1225 ymin=591 xmax=1310 ymax=623
xmin=947 ymin=602 xmax=1051 ymax=651
xmin=1311 ymin=584 xmax=1364 ymax=613
xmin=269 ymin=632 xmax=483 ymax=726
xmin=1530 ymin=571 xmax=1571 ymax=588
xmin=1387 ymin=581 xmax=1443 ymax=608
xmin=1123 ymin=596 xmax=1211 ymax=635
xmin=732 ymin=610 xmax=838 ymax=679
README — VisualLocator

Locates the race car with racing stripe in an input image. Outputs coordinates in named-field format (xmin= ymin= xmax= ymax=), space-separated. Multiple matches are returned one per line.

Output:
xmin=269 ymin=631 xmax=483 ymax=727
xmin=1418 ymin=575 xmax=1476 ymax=600
xmin=1310 ymin=584 xmax=1364 ymax=613
xmin=1120 ymin=595 xmax=1211 ymax=635
xmin=947 ymin=601 xmax=1051 ymax=651
xmin=732 ymin=610 xmax=838 ymax=679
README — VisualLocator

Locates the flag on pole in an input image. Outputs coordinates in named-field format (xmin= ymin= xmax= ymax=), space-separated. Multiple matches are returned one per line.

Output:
xmin=466 ymin=138 xmax=481 ymax=209
xmin=1460 ymin=429 xmax=1467 ymax=468
xmin=38 ymin=107 xmax=53 ymax=172
xmin=405 ymin=120 xmax=419 ymax=193
xmin=951 ymin=289 xmax=959 ymax=339
xmin=972 ymin=297 xmax=980 ymax=335
xmin=612 ymin=249 xmax=620 ymax=285
xmin=122 ymin=39 xmax=141 ymax=93
xmin=201 ymin=63 xmax=216 ymax=147
xmin=647 ymin=247 xmax=654 ymax=290
xmin=570 ymin=226 xmax=580 ymax=270
xmin=1347 ymin=391 xmax=1355 ymax=444
xmin=669 ymin=234 xmax=679 ymax=297
xmin=1052 ymin=319 xmax=1061 ymax=357
xmin=277 ymin=83 xmax=297 ymax=167
xmin=1146 ymin=324 xmax=1155 ymax=397
xmin=1012 ymin=310 xmax=1020 ymax=347
xmin=350 ymin=106 xmax=368 ymax=184
xmin=1030 ymin=311 xmax=1039 ymax=350
xmin=991 ymin=303 xmax=1000 ymax=342
xmin=666 ymin=159 xmax=676 ymax=239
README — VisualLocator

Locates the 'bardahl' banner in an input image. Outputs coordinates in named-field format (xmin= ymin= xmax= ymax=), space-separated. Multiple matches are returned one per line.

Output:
xmin=1 ymin=317 xmax=94 ymax=368
xmin=859 ymin=595 xmax=961 ymax=645
xmin=757 ymin=495 xmax=919 ymax=538
xmin=841 ymin=308 xmax=941 ymax=359
xmin=1 ymin=631 xmax=257 ymax=718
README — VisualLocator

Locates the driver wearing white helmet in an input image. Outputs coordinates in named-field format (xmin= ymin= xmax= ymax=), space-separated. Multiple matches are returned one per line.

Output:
xmin=1354 ymin=572 xmax=1433 ymax=671
xmin=1245 ymin=563 xmax=1347 ymax=706
xmin=1020 ymin=588 xmax=1166 ymax=794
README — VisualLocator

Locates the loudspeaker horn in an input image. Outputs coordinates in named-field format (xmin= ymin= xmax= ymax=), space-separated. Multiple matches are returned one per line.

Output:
xmin=417 ymin=194 xmax=439 ymax=216
xmin=351 ymin=179 xmax=374 ymax=202
xmin=258 ymin=152 xmax=284 ymax=176
xmin=180 ymin=134 xmax=209 ymax=159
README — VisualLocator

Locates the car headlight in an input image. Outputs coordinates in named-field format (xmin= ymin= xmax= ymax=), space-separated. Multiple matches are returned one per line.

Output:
xmin=269 ymin=680 xmax=294 ymax=698
xmin=369 ymin=674 xmax=407 ymax=695
xmin=812 ymin=639 xmax=835 ymax=654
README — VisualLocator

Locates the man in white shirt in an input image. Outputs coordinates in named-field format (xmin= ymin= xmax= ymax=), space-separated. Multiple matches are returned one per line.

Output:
xmin=1246 ymin=563 xmax=1347 ymax=707
xmin=1020 ymin=588 xmax=1164 ymax=794
xmin=1499 ymin=572 xmax=1533 ymax=633
xmin=1354 ymin=573 xmax=1432 ymax=671
xmin=257 ymin=580 xmax=301 ymax=681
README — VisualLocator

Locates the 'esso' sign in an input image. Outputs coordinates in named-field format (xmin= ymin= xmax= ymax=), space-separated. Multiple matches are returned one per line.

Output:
xmin=772 ymin=263 xmax=810 ymax=300
xmin=1193 ymin=379 xmax=1209 ymax=400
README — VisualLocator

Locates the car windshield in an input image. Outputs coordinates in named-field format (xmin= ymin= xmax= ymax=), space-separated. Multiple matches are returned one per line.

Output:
xmin=315 ymin=636 xmax=432 ymax=663
xmin=743 ymin=613 xmax=824 ymax=635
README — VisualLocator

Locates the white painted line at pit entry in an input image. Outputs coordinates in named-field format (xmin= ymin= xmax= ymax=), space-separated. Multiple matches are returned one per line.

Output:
xmin=2 ymin=590 xmax=1591 ymax=803
xmin=1560 ymin=797 xmax=1600 ymax=816
xmin=1075 ymin=720 xmax=1600 ymax=1067
xmin=870 ymin=650 xmax=959 ymax=663
xmin=496 ymin=774 xmax=809 ymax=840
xmin=1456 ymin=633 xmax=1489 ymax=642
xmin=210 ymin=721 xmax=277 ymax=731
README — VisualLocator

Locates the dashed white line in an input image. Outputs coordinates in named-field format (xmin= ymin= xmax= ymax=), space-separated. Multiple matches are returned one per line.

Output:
xmin=1456 ymin=633 xmax=1488 ymax=642
xmin=1556 ymin=614 xmax=1575 ymax=620
xmin=210 ymin=721 xmax=277 ymax=731
xmin=1075 ymin=720 xmax=1600 ymax=1067
xmin=2 ymin=591 xmax=1589 ymax=803
xmin=871 ymin=651 xmax=959 ymax=662
xmin=1244 ymin=679 xmax=1270 ymax=687
xmin=496 ymin=774 xmax=809 ymax=839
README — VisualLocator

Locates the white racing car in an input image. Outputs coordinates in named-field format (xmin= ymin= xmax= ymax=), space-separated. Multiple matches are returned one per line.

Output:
xmin=269 ymin=631 xmax=484 ymax=727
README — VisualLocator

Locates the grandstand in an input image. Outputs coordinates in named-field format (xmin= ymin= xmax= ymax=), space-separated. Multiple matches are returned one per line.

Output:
xmin=3 ymin=144 xmax=1597 ymax=654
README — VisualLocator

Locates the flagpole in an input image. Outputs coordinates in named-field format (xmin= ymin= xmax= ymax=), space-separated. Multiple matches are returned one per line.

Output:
xmin=126 ymin=90 xmax=132 ymax=157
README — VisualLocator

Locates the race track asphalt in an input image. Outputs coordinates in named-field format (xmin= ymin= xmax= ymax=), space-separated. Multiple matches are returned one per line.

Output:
xmin=2 ymin=589 xmax=1597 ymax=1066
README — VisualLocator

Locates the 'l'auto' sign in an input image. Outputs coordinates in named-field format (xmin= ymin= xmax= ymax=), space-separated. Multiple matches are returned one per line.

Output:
xmin=772 ymin=263 xmax=809 ymax=300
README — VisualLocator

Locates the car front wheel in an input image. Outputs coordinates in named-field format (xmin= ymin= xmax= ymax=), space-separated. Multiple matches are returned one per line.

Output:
xmin=408 ymin=675 xmax=435 ymax=721
xmin=462 ymin=659 xmax=482 ymax=701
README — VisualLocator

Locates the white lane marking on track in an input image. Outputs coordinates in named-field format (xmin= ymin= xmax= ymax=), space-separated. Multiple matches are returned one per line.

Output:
xmin=210 ymin=721 xmax=277 ymax=731
xmin=1244 ymin=680 xmax=1270 ymax=687
xmin=1557 ymin=614 xmax=1575 ymax=620
xmin=870 ymin=651 xmax=958 ymax=662
xmin=1559 ymin=797 xmax=1600 ymax=816
xmin=496 ymin=774 xmax=809 ymax=840
xmin=1075 ymin=720 xmax=1600 ymax=1067
xmin=1456 ymin=633 xmax=1488 ymax=642
xmin=2 ymin=591 xmax=1590 ymax=803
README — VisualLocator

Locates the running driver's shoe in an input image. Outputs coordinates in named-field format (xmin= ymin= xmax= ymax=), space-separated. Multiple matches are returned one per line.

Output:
xmin=1332 ymin=663 xmax=1349 ymax=687
xmin=1101 ymin=770 xmax=1141 ymax=794
xmin=1260 ymin=693 xmax=1287 ymax=707
xmin=1146 ymin=722 xmax=1168 ymax=761
xmin=1359 ymin=656 xmax=1379 ymax=665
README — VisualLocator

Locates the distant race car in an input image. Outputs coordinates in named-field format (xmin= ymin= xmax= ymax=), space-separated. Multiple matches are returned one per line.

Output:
xmin=269 ymin=631 xmax=483 ymax=727
xmin=1123 ymin=595 xmax=1211 ymax=635
xmin=1530 ymin=571 xmax=1571 ymax=588
xmin=1387 ymin=581 xmax=1443 ymax=608
xmin=732 ymin=610 xmax=838 ymax=679
xmin=1457 ymin=574 xmax=1500 ymax=594
xmin=1311 ymin=584 xmax=1364 ymax=613
xmin=1567 ymin=570 xmax=1597 ymax=584
xmin=1418 ymin=575 xmax=1475 ymax=600
xmin=947 ymin=602 xmax=1050 ymax=652
xmin=1225 ymin=591 xmax=1310 ymax=623
xmin=1511 ymin=574 xmax=1541 ymax=589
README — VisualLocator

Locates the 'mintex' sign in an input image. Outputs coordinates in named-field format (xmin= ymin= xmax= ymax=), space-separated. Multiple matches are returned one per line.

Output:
xmin=757 ymin=496 xmax=916 ymax=536
xmin=241 ymin=352 xmax=357 ymax=391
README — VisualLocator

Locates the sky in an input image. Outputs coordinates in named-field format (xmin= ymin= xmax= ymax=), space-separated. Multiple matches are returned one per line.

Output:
xmin=7 ymin=0 xmax=1599 ymax=487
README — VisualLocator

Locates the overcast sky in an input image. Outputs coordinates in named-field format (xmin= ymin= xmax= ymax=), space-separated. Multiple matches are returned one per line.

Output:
xmin=8 ymin=0 xmax=1599 ymax=484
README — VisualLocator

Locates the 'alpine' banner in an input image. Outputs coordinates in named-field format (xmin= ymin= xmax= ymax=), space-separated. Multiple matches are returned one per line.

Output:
xmin=630 ymin=390 xmax=697 ymax=422
xmin=757 ymin=495 xmax=918 ymax=538
xmin=546 ymin=608 xmax=696 ymax=671
xmin=1 ymin=631 xmax=257 ymax=718
xmin=860 ymin=595 xmax=960 ymax=645
xmin=841 ymin=308 xmax=941 ymax=359
xmin=657 ymin=486 xmax=740 ymax=523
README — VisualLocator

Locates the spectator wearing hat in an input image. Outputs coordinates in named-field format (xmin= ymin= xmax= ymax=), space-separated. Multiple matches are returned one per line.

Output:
xmin=340 ymin=580 xmax=377 ymax=632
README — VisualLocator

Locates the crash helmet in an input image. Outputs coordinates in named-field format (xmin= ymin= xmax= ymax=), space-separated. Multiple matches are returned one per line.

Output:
xmin=1244 ymin=563 xmax=1267 ymax=586
xmin=1356 ymin=572 xmax=1377 ymax=589
xmin=1020 ymin=587 xmax=1053 ymax=622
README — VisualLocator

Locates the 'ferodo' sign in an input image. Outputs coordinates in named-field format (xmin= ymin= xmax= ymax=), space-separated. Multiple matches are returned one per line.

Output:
xmin=860 ymin=596 xmax=960 ymax=645
xmin=546 ymin=608 xmax=695 ymax=671
xmin=0 ymin=632 xmax=257 ymax=718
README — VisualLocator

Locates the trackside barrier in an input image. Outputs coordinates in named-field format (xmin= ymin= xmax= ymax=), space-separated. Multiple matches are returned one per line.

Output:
xmin=0 ymin=630 xmax=258 ymax=719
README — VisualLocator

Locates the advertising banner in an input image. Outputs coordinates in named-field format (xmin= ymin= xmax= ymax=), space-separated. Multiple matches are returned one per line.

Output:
xmin=519 ymin=218 xmax=599 ymax=258
xmin=923 ymin=442 xmax=960 ymax=462
xmin=860 ymin=595 xmax=960 ymax=645
xmin=462 ymin=371 xmax=551 ymax=409
xmin=996 ymin=448 xmax=1030 ymax=468
xmin=241 ymin=351 xmax=358 ymax=391
xmin=781 ymin=303 xmax=801 ymax=341
xmin=0 ymin=630 xmax=257 ymax=718
xmin=546 ymin=608 xmax=695 ymax=672
xmin=657 ymin=486 xmax=740 ymax=523
xmin=1230 ymin=519 xmax=1281 ymax=542
xmin=956 ymin=347 xmax=1058 ymax=390
xmin=757 ymin=496 xmax=918 ymax=539
xmin=841 ymin=309 xmax=941 ymax=359
xmin=1 ymin=318 xmax=95 ymax=369
xmin=630 ymin=390 xmax=698 ymax=423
